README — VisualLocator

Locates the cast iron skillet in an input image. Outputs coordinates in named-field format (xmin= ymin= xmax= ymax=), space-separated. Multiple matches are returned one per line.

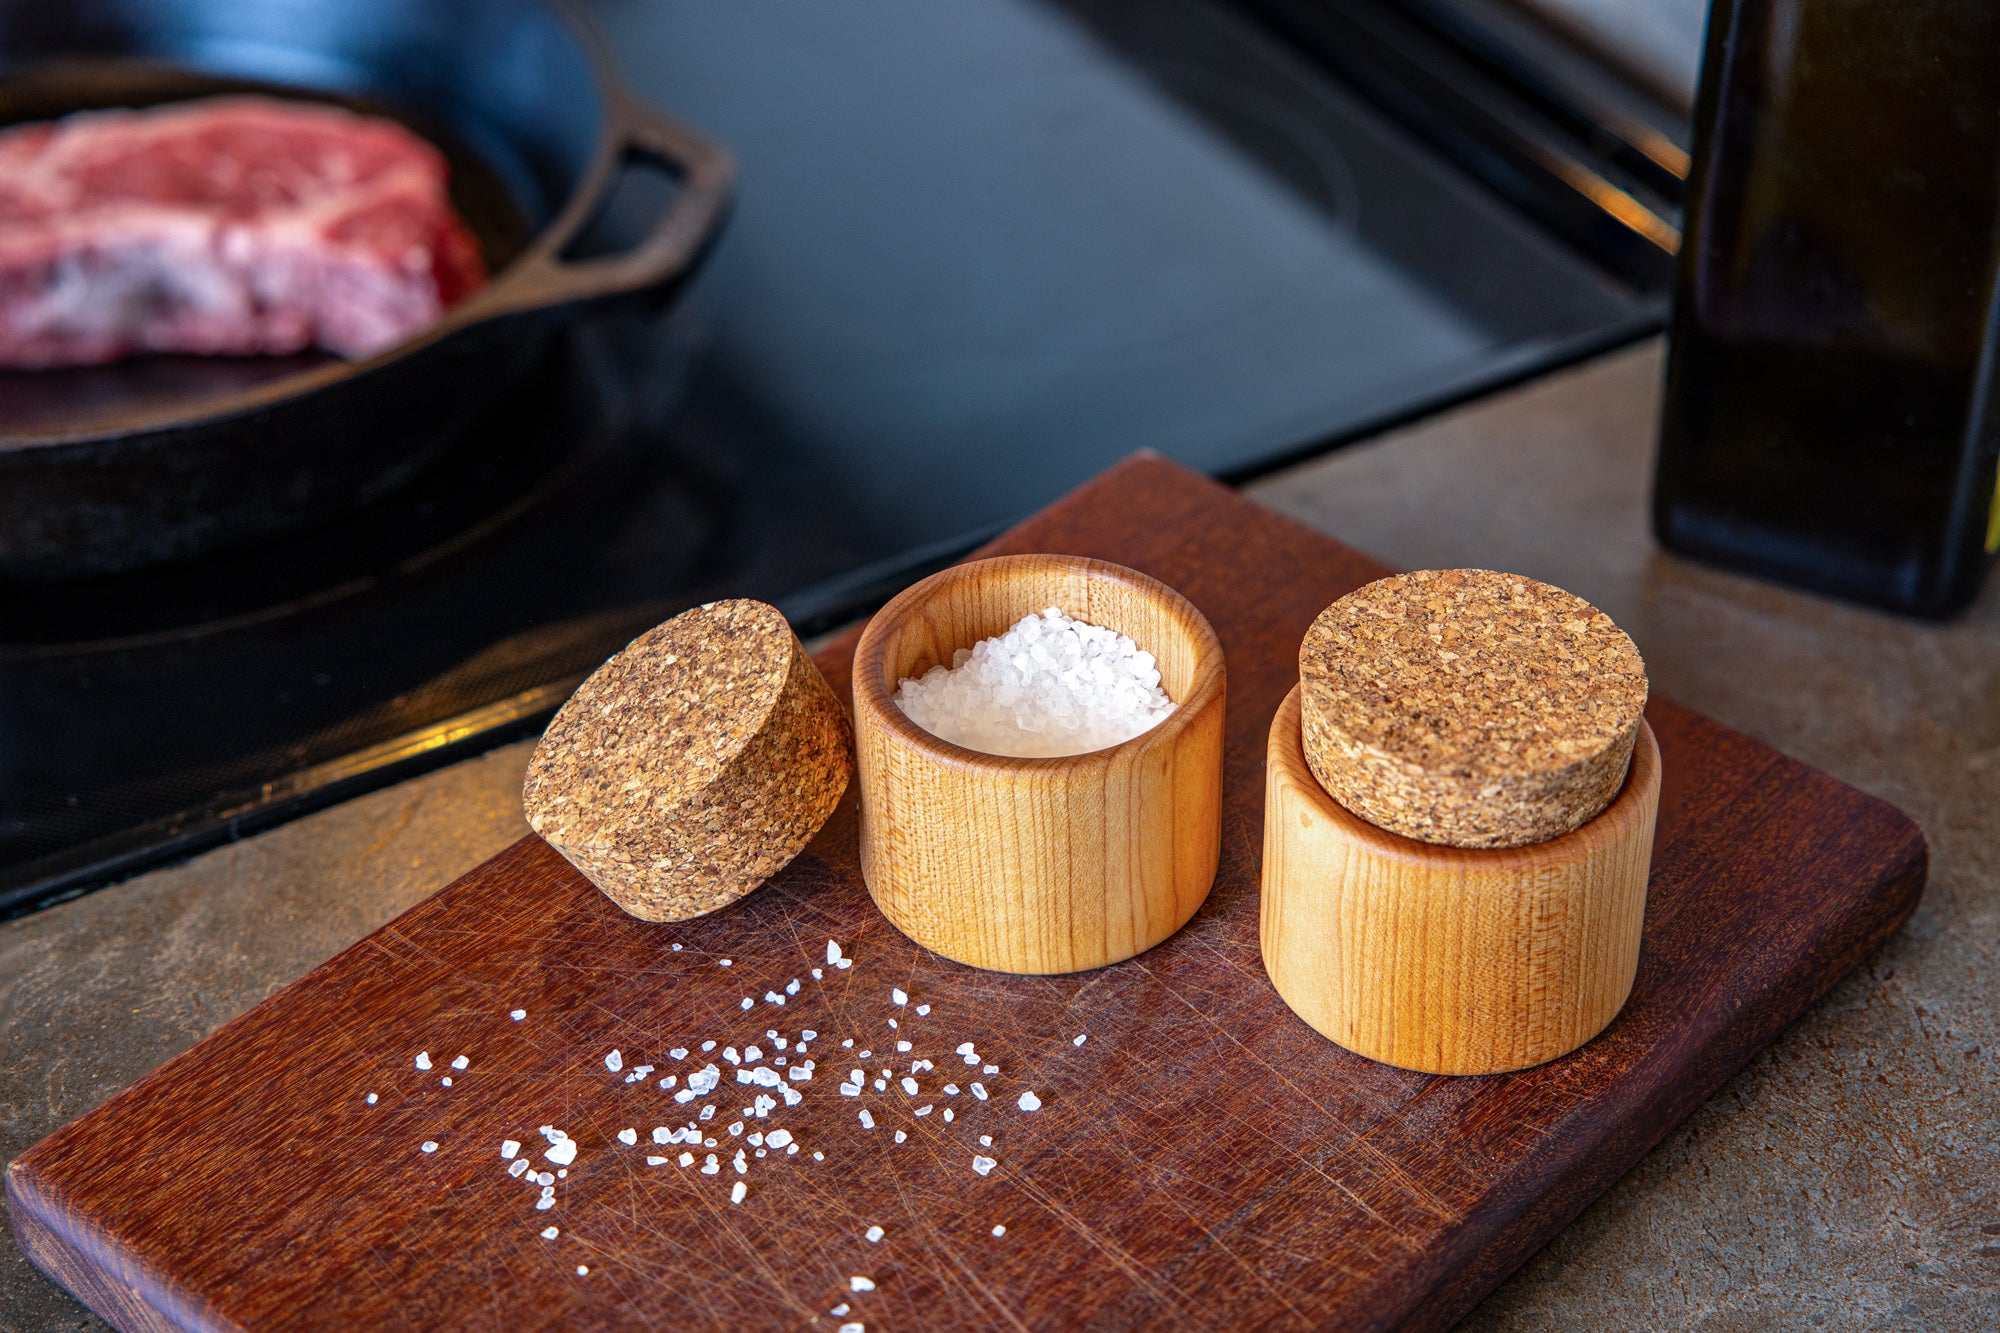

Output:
xmin=0 ymin=0 xmax=732 ymax=580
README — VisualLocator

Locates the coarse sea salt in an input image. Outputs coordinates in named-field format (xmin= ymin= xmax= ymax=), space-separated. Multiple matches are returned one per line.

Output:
xmin=1018 ymin=1091 xmax=1043 ymax=1112
xmin=510 ymin=1009 xmax=527 ymax=1020
xmin=992 ymin=1224 xmax=1007 ymax=1237
xmin=972 ymin=1155 xmax=996 ymax=1176
xmin=893 ymin=607 xmax=1175 ymax=758
xmin=850 ymin=1276 xmax=876 ymax=1292
xmin=866 ymin=1225 xmax=885 ymax=1242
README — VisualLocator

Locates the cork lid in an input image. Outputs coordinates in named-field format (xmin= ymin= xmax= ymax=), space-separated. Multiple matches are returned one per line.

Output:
xmin=523 ymin=599 xmax=854 ymax=922
xmin=1298 ymin=569 xmax=1648 ymax=849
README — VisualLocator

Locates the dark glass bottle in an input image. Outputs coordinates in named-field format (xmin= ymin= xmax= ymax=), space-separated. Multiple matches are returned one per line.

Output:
xmin=1656 ymin=0 xmax=2000 ymax=617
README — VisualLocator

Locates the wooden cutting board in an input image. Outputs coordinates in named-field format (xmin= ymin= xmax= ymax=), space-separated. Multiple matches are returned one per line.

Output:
xmin=5 ymin=456 xmax=1926 ymax=1332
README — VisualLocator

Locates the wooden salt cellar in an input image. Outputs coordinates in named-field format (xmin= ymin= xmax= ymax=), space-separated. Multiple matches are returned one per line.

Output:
xmin=522 ymin=599 xmax=853 ymax=923
xmin=852 ymin=554 xmax=1225 ymax=974
xmin=1262 ymin=569 xmax=1658 ymax=1074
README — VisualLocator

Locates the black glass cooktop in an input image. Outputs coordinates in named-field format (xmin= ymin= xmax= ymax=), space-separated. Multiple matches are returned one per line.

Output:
xmin=0 ymin=0 xmax=1677 ymax=913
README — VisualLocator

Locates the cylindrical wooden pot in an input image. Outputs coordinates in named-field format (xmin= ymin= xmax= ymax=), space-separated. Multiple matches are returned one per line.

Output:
xmin=1261 ymin=685 xmax=1659 ymax=1074
xmin=852 ymin=554 xmax=1225 ymax=974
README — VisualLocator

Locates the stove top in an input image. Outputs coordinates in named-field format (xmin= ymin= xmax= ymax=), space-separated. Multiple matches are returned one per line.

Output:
xmin=0 ymin=0 xmax=1678 ymax=914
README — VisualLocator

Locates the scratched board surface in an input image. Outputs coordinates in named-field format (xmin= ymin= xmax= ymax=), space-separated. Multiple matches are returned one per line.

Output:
xmin=7 ymin=457 xmax=1925 ymax=1332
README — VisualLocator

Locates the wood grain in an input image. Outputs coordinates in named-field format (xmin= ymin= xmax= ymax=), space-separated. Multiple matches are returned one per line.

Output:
xmin=852 ymin=554 xmax=1225 ymax=974
xmin=4 ymin=455 xmax=1925 ymax=1333
xmin=1264 ymin=687 xmax=1659 ymax=1074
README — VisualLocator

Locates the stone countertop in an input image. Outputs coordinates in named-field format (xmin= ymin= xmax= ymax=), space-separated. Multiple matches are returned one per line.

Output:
xmin=3 ymin=341 xmax=1996 ymax=1330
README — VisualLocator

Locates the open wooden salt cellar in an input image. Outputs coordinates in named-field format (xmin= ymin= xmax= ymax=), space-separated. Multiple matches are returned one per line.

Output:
xmin=1261 ymin=569 xmax=1660 ymax=1075
xmin=851 ymin=554 xmax=1226 ymax=975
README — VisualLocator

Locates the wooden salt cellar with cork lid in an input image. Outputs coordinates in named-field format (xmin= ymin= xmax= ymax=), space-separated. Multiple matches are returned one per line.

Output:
xmin=1261 ymin=569 xmax=1659 ymax=1075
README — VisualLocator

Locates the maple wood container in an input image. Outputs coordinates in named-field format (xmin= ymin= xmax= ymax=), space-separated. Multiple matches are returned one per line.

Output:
xmin=1262 ymin=686 xmax=1660 ymax=1074
xmin=853 ymin=554 xmax=1225 ymax=974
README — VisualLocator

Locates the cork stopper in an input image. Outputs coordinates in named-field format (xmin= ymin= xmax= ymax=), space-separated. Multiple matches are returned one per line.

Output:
xmin=1298 ymin=569 xmax=1648 ymax=849
xmin=522 ymin=599 xmax=854 ymax=922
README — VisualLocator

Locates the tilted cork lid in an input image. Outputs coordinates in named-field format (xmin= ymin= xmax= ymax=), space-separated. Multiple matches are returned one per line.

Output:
xmin=1298 ymin=569 xmax=1648 ymax=849
xmin=522 ymin=599 xmax=853 ymax=922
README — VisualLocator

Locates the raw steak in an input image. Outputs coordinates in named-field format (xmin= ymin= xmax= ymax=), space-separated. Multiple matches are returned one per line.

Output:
xmin=0 ymin=95 xmax=486 ymax=367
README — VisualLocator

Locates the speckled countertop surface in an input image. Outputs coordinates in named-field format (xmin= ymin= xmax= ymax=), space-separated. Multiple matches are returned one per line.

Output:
xmin=4 ymin=341 xmax=1996 ymax=1331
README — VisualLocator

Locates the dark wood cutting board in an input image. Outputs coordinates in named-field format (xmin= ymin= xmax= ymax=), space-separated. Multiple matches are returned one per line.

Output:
xmin=6 ymin=456 xmax=1926 ymax=1332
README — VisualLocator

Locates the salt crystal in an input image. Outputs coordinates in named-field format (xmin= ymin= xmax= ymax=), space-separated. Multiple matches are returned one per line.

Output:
xmin=510 ymin=1009 xmax=527 ymax=1020
xmin=577 ymin=1265 xmax=589 ymax=1276
xmin=509 ymin=1160 xmax=530 ymax=1178
xmin=767 ymin=1129 xmax=794 ymax=1149
xmin=501 ymin=1140 xmax=520 ymax=1159
xmin=365 ymin=1093 xmax=377 ymax=1104
xmin=980 ymin=1135 xmax=993 ymax=1147
xmin=729 ymin=1122 xmax=744 ymax=1136
xmin=858 ymin=1049 xmax=871 ymax=1059
xmin=859 ymin=1110 xmax=875 ymax=1129
xmin=837 ymin=959 xmax=852 ymax=970
xmin=840 ymin=1084 xmax=861 ymax=1097
xmin=943 ymin=1083 xmax=959 ymax=1095
xmin=719 ymin=958 xmax=732 ymax=967
xmin=895 ymin=1041 xmax=912 ymax=1053
xmin=894 ymin=1130 xmax=907 ymax=1143
xmin=741 ymin=998 xmax=754 ymax=1010
xmin=873 ymin=1080 xmax=887 ymax=1091
xmin=971 ymin=1083 xmax=988 ymax=1101
xmin=1074 ymin=1034 xmax=1087 ymax=1046
xmin=414 ymin=1052 xmax=432 ymax=1070
xmin=539 ymin=1172 xmax=555 ymax=1185
xmin=943 ymin=1109 xmax=954 ymax=1122
xmin=724 ymin=1047 xmax=740 ymax=1065
xmin=679 ymin=1152 xmax=695 ymax=1167
xmin=617 ymin=1128 xmax=637 ymax=1146
xmin=701 ymin=1041 xmax=717 ymax=1052
xmin=420 ymin=1141 xmax=437 ymax=1153
xmin=1018 ymin=1091 xmax=1043 ymax=1112
xmin=891 ymin=988 xmax=908 ymax=1006
xmin=916 ymin=1005 xmax=931 ymax=1016
xmin=915 ymin=1105 xmax=933 ymax=1116
xmin=765 ymin=991 xmax=786 ymax=1006
xmin=803 ymin=1030 xmax=818 ymax=1041
xmin=866 ymin=1225 xmax=885 ymax=1242
xmin=839 ymin=1324 xmax=864 ymax=1333
xmin=541 ymin=1226 xmax=559 ymax=1240
xmin=813 ymin=968 xmax=825 ymax=979
xmin=887 ymin=1018 xmax=898 ymax=1030
xmin=894 ymin=608 xmax=1175 ymax=757
xmin=731 ymin=1181 xmax=748 ymax=1204
xmin=647 ymin=1155 xmax=668 ymax=1165
xmin=441 ymin=1077 xmax=452 ymax=1087
xmin=670 ymin=1047 xmax=688 ymax=1060
xmin=850 ymin=1276 xmax=876 ymax=1292
xmin=955 ymin=1042 xmax=976 ymax=1055
xmin=745 ymin=1045 xmax=764 ymax=1061
xmin=545 ymin=1139 xmax=578 ymax=1167
xmin=814 ymin=1151 xmax=825 ymax=1160
xmin=826 ymin=940 xmax=843 ymax=965
xmin=661 ymin=1075 xmax=678 ymax=1089
xmin=786 ymin=979 xmax=801 ymax=996
xmin=983 ymin=1065 xmax=999 ymax=1075
xmin=900 ymin=1076 xmax=919 ymax=1095
xmin=702 ymin=1156 xmax=719 ymax=1175
xmin=972 ymin=1155 xmax=997 ymax=1176
xmin=671 ymin=943 xmax=682 ymax=951
xmin=832 ymin=1305 xmax=851 ymax=1317
xmin=537 ymin=1196 xmax=555 ymax=1210
xmin=451 ymin=1055 xmax=469 ymax=1070
xmin=992 ymin=1224 xmax=1007 ymax=1237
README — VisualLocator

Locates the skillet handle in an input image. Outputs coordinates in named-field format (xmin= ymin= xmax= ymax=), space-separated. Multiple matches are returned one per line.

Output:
xmin=458 ymin=95 xmax=734 ymax=321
